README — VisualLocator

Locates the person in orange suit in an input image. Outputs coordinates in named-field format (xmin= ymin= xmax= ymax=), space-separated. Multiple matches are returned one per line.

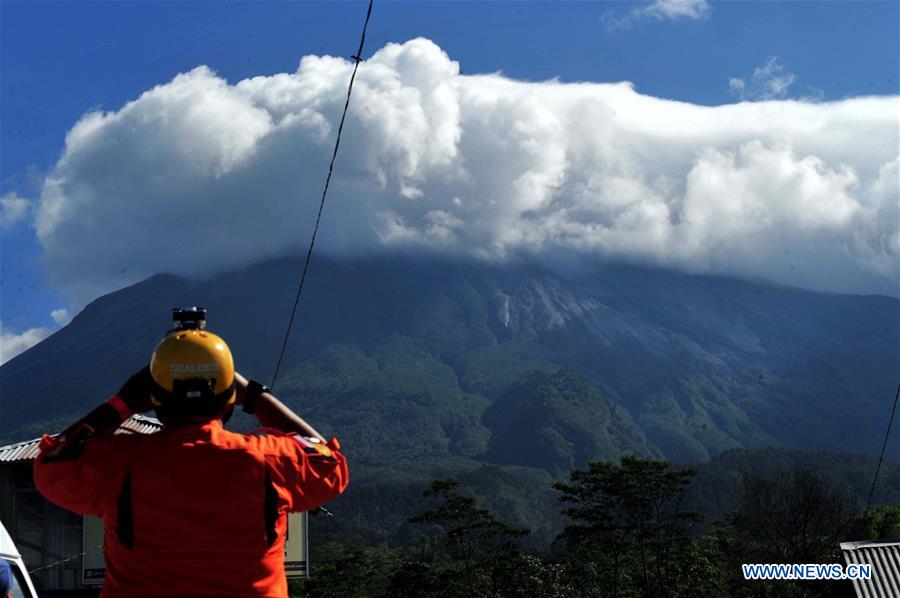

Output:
xmin=35 ymin=311 xmax=348 ymax=597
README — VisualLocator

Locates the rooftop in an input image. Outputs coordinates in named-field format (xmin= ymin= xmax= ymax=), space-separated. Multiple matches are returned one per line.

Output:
xmin=0 ymin=414 xmax=163 ymax=463
xmin=841 ymin=539 xmax=900 ymax=598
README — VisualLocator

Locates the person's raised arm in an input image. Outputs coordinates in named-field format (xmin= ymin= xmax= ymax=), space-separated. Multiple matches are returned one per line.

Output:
xmin=234 ymin=372 xmax=348 ymax=512
xmin=34 ymin=367 xmax=147 ymax=515
xmin=233 ymin=372 xmax=325 ymax=441
xmin=41 ymin=367 xmax=152 ymax=461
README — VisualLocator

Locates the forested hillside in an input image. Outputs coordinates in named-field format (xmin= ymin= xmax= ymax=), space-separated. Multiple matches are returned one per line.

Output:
xmin=3 ymin=256 xmax=896 ymax=468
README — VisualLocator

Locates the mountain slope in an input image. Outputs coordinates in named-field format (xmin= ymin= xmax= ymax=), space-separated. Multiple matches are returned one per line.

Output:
xmin=484 ymin=369 xmax=657 ymax=474
xmin=1 ymin=256 xmax=897 ymax=469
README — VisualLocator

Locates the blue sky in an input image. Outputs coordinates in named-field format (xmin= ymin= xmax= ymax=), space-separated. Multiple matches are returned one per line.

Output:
xmin=1 ymin=0 xmax=898 ymax=360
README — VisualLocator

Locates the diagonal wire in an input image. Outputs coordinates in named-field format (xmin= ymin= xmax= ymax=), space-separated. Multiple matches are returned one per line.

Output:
xmin=270 ymin=0 xmax=374 ymax=390
xmin=28 ymin=544 xmax=104 ymax=575
xmin=865 ymin=380 xmax=900 ymax=513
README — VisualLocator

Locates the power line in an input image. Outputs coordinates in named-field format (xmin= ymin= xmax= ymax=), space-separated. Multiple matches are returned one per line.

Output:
xmin=28 ymin=544 xmax=103 ymax=575
xmin=270 ymin=0 xmax=374 ymax=390
xmin=865 ymin=380 xmax=900 ymax=513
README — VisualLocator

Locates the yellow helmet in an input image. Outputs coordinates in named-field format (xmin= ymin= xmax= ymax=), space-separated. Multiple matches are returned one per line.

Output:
xmin=149 ymin=328 xmax=236 ymax=418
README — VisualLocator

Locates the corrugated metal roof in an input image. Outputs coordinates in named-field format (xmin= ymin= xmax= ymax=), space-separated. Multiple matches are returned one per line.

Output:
xmin=118 ymin=413 xmax=164 ymax=436
xmin=842 ymin=540 xmax=900 ymax=598
xmin=0 ymin=414 xmax=163 ymax=463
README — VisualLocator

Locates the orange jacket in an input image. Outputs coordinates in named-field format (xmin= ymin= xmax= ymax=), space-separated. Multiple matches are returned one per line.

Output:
xmin=34 ymin=420 xmax=348 ymax=597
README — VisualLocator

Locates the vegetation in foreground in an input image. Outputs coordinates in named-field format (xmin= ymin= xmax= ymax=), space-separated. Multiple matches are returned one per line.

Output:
xmin=295 ymin=456 xmax=900 ymax=598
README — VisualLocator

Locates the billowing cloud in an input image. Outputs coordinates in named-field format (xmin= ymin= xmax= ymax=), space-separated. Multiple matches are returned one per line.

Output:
xmin=35 ymin=38 xmax=900 ymax=301
xmin=0 ymin=325 xmax=52 ymax=365
xmin=1 ymin=192 xmax=31 ymax=229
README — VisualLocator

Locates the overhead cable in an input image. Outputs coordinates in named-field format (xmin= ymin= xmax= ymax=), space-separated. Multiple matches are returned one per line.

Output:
xmin=865 ymin=380 xmax=900 ymax=513
xmin=270 ymin=0 xmax=374 ymax=390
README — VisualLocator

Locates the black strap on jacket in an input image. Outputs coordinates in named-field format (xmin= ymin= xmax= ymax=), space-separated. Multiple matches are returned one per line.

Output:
xmin=116 ymin=471 xmax=134 ymax=549
xmin=264 ymin=469 xmax=278 ymax=547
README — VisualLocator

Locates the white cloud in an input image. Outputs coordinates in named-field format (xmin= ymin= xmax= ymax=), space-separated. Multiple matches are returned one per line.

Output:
xmin=729 ymin=57 xmax=824 ymax=102
xmin=50 ymin=308 xmax=72 ymax=327
xmin=0 ymin=325 xmax=52 ymax=365
xmin=34 ymin=38 xmax=900 ymax=300
xmin=0 ymin=307 xmax=76 ymax=364
xmin=641 ymin=0 xmax=711 ymax=20
xmin=607 ymin=0 xmax=711 ymax=29
xmin=1 ymin=192 xmax=31 ymax=229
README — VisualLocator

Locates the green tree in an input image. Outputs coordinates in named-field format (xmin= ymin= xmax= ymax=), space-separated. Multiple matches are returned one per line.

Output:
xmin=732 ymin=469 xmax=855 ymax=564
xmin=726 ymin=468 xmax=857 ymax=597
xmin=854 ymin=505 xmax=900 ymax=540
xmin=408 ymin=478 xmax=529 ymax=596
xmin=294 ymin=544 xmax=403 ymax=597
xmin=553 ymin=455 xmax=702 ymax=598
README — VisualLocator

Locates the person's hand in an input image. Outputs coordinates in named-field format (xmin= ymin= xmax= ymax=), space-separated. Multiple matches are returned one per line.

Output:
xmin=42 ymin=421 xmax=98 ymax=461
xmin=117 ymin=366 xmax=154 ymax=414
xmin=43 ymin=402 xmax=123 ymax=461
